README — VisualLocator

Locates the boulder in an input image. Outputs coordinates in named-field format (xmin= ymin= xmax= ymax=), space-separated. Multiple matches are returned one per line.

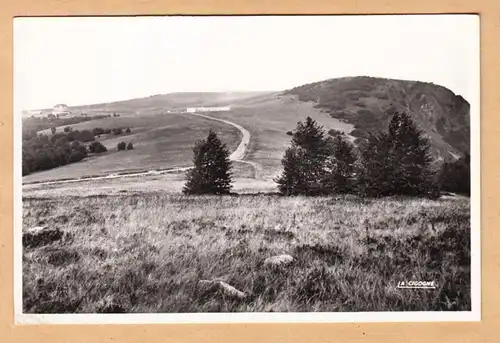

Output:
xmin=198 ymin=280 xmax=246 ymax=300
xmin=264 ymin=254 xmax=294 ymax=267
xmin=23 ymin=226 xmax=63 ymax=248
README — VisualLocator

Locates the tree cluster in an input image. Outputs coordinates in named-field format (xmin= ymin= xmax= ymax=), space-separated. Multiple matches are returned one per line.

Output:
xmin=22 ymin=129 xmax=107 ymax=176
xmin=276 ymin=113 xmax=441 ymax=198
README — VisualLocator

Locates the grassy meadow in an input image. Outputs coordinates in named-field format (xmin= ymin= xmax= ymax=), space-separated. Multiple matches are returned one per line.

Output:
xmin=22 ymin=193 xmax=470 ymax=313
xmin=23 ymin=112 xmax=241 ymax=184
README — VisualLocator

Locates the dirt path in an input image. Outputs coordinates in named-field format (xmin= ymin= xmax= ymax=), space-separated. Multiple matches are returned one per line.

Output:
xmin=23 ymin=111 xmax=262 ymax=187
xmin=188 ymin=112 xmax=262 ymax=179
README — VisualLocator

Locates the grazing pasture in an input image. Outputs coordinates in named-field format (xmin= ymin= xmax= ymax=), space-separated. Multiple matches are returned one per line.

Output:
xmin=23 ymin=112 xmax=241 ymax=184
xmin=24 ymin=93 xmax=354 ymax=184
xmin=22 ymin=193 xmax=470 ymax=313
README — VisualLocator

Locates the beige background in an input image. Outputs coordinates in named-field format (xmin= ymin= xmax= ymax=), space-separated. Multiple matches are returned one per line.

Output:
xmin=0 ymin=0 xmax=497 ymax=342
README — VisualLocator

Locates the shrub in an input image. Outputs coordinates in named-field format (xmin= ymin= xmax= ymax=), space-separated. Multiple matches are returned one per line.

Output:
xmin=126 ymin=142 xmax=134 ymax=150
xmin=112 ymin=128 xmax=123 ymax=135
xmin=51 ymin=127 xmax=56 ymax=135
xmin=79 ymin=130 xmax=95 ymax=142
xmin=63 ymin=126 xmax=72 ymax=132
xmin=92 ymin=127 xmax=105 ymax=136
xmin=125 ymin=128 xmax=131 ymax=133
xmin=67 ymin=150 xmax=85 ymax=163
xmin=328 ymin=129 xmax=342 ymax=137
xmin=286 ymin=131 xmax=293 ymax=136
xmin=117 ymin=142 xmax=126 ymax=151
xmin=67 ymin=130 xmax=80 ymax=142
xmin=104 ymin=129 xmax=111 ymax=134
xmin=183 ymin=130 xmax=232 ymax=195
xmin=89 ymin=141 xmax=107 ymax=153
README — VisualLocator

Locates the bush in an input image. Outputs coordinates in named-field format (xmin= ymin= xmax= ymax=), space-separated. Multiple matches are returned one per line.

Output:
xmin=89 ymin=141 xmax=107 ymax=153
xmin=126 ymin=142 xmax=134 ymax=150
xmin=79 ymin=130 xmax=95 ymax=142
xmin=63 ymin=126 xmax=72 ymax=132
xmin=328 ymin=129 xmax=342 ymax=137
xmin=67 ymin=130 xmax=80 ymax=142
xmin=286 ymin=131 xmax=293 ymax=136
xmin=92 ymin=127 xmax=105 ymax=136
xmin=67 ymin=150 xmax=85 ymax=163
xmin=125 ymin=128 xmax=131 ymax=133
xmin=112 ymin=128 xmax=123 ymax=135
xmin=117 ymin=142 xmax=126 ymax=151
xmin=104 ymin=129 xmax=111 ymax=134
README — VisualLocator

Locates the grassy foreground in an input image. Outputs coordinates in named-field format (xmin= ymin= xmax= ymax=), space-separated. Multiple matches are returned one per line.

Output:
xmin=22 ymin=194 xmax=470 ymax=313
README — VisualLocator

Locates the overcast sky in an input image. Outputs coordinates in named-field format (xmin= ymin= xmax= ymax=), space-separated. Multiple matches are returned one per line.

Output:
xmin=14 ymin=15 xmax=479 ymax=111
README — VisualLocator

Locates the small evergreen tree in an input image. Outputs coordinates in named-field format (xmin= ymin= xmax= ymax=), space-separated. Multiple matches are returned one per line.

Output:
xmin=323 ymin=135 xmax=357 ymax=194
xmin=388 ymin=112 xmax=437 ymax=196
xmin=276 ymin=117 xmax=330 ymax=195
xmin=357 ymin=132 xmax=395 ymax=197
xmin=183 ymin=130 xmax=232 ymax=195
xmin=357 ymin=112 xmax=438 ymax=197
xmin=439 ymin=154 xmax=470 ymax=195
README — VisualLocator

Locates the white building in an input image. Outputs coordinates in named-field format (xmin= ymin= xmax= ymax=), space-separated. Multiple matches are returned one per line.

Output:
xmin=185 ymin=106 xmax=231 ymax=113
xmin=52 ymin=104 xmax=71 ymax=116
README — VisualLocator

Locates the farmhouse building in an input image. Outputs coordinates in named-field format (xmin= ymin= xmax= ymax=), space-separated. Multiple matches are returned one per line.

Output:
xmin=52 ymin=104 xmax=71 ymax=116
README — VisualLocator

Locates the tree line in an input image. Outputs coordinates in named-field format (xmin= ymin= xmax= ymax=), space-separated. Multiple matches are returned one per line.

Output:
xmin=22 ymin=126 xmax=135 ymax=176
xmin=183 ymin=112 xmax=470 ymax=197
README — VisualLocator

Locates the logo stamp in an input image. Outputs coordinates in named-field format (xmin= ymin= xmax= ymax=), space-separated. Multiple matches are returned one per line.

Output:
xmin=397 ymin=281 xmax=436 ymax=289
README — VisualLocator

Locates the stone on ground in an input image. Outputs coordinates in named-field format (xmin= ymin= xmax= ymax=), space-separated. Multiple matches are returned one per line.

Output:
xmin=23 ymin=226 xmax=64 ymax=248
xmin=198 ymin=280 xmax=246 ymax=300
xmin=264 ymin=254 xmax=294 ymax=267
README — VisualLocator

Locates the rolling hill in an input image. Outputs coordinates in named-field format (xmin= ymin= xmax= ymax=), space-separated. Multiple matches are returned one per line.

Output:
xmin=285 ymin=76 xmax=470 ymax=160
xmin=63 ymin=91 xmax=275 ymax=115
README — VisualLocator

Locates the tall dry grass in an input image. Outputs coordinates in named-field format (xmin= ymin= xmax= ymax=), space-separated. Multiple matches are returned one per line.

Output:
xmin=22 ymin=194 xmax=470 ymax=313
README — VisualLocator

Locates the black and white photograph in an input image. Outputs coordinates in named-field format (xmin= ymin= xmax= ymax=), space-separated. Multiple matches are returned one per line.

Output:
xmin=14 ymin=15 xmax=480 ymax=323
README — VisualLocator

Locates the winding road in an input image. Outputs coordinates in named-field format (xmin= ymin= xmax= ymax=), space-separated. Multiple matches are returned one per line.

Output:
xmin=23 ymin=110 xmax=262 ymax=187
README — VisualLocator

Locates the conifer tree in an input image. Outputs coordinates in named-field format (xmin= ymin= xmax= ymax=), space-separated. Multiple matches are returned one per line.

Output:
xmin=388 ymin=112 xmax=436 ymax=196
xmin=276 ymin=117 xmax=330 ymax=195
xmin=323 ymin=135 xmax=357 ymax=194
xmin=357 ymin=132 xmax=395 ymax=197
xmin=357 ymin=112 xmax=438 ymax=197
xmin=439 ymin=153 xmax=470 ymax=195
xmin=183 ymin=130 xmax=232 ymax=195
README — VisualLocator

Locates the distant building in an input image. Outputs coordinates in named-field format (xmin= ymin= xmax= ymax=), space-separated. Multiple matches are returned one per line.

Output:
xmin=52 ymin=104 xmax=71 ymax=116
xmin=185 ymin=106 xmax=231 ymax=113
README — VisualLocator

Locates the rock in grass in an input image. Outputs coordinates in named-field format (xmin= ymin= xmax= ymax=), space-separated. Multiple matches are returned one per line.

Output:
xmin=198 ymin=280 xmax=246 ymax=300
xmin=23 ymin=226 xmax=63 ymax=248
xmin=264 ymin=254 xmax=294 ymax=267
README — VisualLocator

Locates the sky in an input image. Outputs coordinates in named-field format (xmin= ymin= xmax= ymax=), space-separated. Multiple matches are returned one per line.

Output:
xmin=14 ymin=15 xmax=480 ymax=111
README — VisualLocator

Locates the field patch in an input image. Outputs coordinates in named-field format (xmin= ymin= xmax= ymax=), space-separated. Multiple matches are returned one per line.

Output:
xmin=23 ymin=112 xmax=241 ymax=183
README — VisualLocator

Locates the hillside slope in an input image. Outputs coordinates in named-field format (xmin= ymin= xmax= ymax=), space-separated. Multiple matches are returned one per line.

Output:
xmin=62 ymin=91 xmax=274 ymax=115
xmin=285 ymin=76 xmax=470 ymax=160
